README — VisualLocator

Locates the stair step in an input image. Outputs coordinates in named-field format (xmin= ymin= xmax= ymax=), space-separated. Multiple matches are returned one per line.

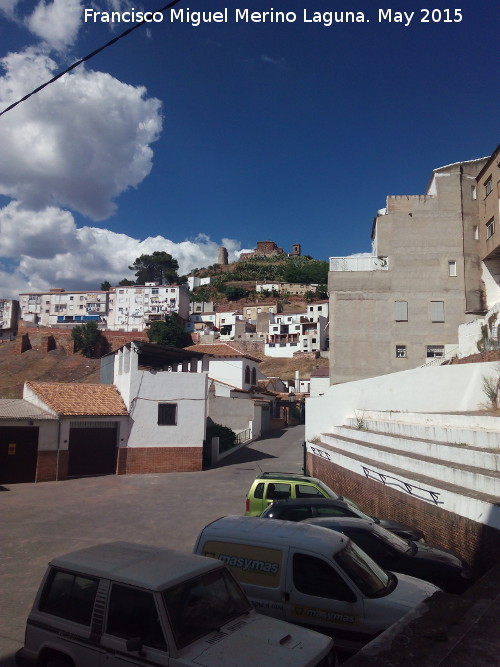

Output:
xmin=328 ymin=425 xmax=500 ymax=471
xmin=316 ymin=439 xmax=500 ymax=507
xmin=321 ymin=431 xmax=500 ymax=497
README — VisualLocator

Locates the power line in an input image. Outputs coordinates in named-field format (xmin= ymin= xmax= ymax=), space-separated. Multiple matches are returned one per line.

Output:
xmin=0 ymin=0 xmax=184 ymax=118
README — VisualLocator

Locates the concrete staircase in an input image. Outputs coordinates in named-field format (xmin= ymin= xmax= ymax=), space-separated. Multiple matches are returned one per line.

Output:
xmin=320 ymin=410 xmax=500 ymax=504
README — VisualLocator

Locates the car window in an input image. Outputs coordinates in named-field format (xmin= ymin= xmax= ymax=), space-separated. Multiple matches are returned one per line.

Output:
xmin=266 ymin=483 xmax=291 ymax=500
xmin=295 ymin=484 xmax=325 ymax=498
xmin=106 ymin=584 xmax=167 ymax=651
xmin=315 ymin=505 xmax=354 ymax=517
xmin=293 ymin=553 xmax=355 ymax=602
xmin=254 ymin=482 xmax=264 ymax=499
xmin=279 ymin=506 xmax=313 ymax=521
xmin=39 ymin=569 xmax=98 ymax=626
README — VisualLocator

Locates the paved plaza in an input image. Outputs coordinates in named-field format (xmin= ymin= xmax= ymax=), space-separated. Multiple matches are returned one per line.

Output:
xmin=0 ymin=425 xmax=305 ymax=666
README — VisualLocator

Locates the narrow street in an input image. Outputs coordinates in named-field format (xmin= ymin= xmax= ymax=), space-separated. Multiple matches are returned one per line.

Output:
xmin=0 ymin=426 xmax=305 ymax=665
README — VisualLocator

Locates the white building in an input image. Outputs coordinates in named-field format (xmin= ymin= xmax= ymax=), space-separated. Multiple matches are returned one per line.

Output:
xmin=265 ymin=303 xmax=329 ymax=357
xmin=19 ymin=289 xmax=108 ymax=327
xmin=0 ymin=299 xmax=19 ymax=339
xmin=107 ymin=283 xmax=189 ymax=332
xmin=106 ymin=341 xmax=209 ymax=472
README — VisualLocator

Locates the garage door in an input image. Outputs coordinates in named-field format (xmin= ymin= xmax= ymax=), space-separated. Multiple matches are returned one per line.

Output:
xmin=0 ymin=426 xmax=38 ymax=484
xmin=68 ymin=422 xmax=118 ymax=478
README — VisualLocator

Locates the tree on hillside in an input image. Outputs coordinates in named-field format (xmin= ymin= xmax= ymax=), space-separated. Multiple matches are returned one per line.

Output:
xmin=224 ymin=285 xmax=249 ymax=301
xmin=71 ymin=321 xmax=102 ymax=358
xmin=147 ymin=314 xmax=192 ymax=348
xmin=129 ymin=251 xmax=180 ymax=285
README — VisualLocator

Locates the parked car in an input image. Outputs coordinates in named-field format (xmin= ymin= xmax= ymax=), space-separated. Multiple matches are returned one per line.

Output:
xmin=245 ymin=472 xmax=341 ymax=516
xmin=194 ymin=516 xmax=440 ymax=652
xmin=302 ymin=517 xmax=473 ymax=593
xmin=260 ymin=497 xmax=425 ymax=541
xmin=16 ymin=541 xmax=336 ymax=667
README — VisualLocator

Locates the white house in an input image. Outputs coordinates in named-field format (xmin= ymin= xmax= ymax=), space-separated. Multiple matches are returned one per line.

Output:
xmin=105 ymin=341 xmax=209 ymax=473
xmin=0 ymin=298 xmax=19 ymax=340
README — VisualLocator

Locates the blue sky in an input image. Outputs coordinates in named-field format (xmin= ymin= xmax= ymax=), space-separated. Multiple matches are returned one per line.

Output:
xmin=0 ymin=0 xmax=498 ymax=296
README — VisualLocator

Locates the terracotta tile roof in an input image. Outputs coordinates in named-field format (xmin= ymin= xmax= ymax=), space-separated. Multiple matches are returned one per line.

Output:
xmin=26 ymin=382 xmax=128 ymax=416
xmin=187 ymin=343 xmax=261 ymax=362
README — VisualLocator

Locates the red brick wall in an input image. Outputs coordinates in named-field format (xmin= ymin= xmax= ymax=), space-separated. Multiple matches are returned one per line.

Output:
xmin=35 ymin=450 xmax=69 ymax=481
xmin=307 ymin=453 xmax=500 ymax=576
xmin=117 ymin=446 xmax=203 ymax=474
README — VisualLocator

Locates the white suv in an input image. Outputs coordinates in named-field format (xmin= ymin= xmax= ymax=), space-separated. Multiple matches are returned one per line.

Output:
xmin=16 ymin=541 xmax=335 ymax=667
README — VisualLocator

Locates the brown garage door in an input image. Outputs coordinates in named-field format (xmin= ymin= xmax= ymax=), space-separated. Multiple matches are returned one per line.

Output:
xmin=68 ymin=422 xmax=118 ymax=478
xmin=0 ymin=426 xmax=38 ymax=484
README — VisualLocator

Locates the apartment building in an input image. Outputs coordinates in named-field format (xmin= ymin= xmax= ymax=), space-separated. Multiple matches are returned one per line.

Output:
xmin=0 ymin=299 xmax=19 ymax=340
xmin=19 ymin=289 xmax=108 ymax=327
xmin=265 ymin=304 xmax=329 ymax=357
xmin=329 ymin=154 xmax=492 ymax=383
xmin=106 ymin=283 xmax=189 ymax=332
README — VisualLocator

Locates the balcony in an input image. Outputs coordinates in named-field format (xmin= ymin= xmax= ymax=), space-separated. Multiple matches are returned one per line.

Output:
xmin=330 ymin=256 xmax=388 ymax=272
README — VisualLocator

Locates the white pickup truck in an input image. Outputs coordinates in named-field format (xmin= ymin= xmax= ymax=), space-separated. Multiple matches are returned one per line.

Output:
xmin=16 ymin=541 xmax=335 ymax=667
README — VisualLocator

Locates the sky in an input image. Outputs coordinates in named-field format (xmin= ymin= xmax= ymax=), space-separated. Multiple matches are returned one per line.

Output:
xmin=0 ymin=0 xmax=498 ymax=298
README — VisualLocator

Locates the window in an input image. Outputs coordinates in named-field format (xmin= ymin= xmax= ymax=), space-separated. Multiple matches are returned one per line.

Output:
xmin=158 ymin=403 xmax=177 ymax=425
xmin=430 ymin=301 xmax=445 ymax=322
xmin=107 ymin=585 xmax=166 ymax=651
xmin=427 ymin=345 xmax=444 ymax=358
xmin=266 ymin=482 xmax=291 ymax=500
xmin=251 ymin=367 xmax=256 ymax=385
xmin=394 ymin=301 xmax=408 ymax=322
xmin=473 ymin=225 xmax=479 ymax=240
xmin=471 ymin=184 xmax=477 ymax=200
xmin=486 ymin=217 xmax=495 ymax=240
xmin=448 ymin=260 xmax=457 ymax=277
xmin=295 ymin=484 xmax=324 ymax=498
xmin=40 ymin=570 xmax=98 ymax=626
xmin=485 ymin=176 xmax=493 ymax=197
xmin=245 ymin=365 xmax=251 ymax=384
xmin=293 ymin=553 xmax=355 ymax=602
xmin=396 ymin=345 xmax=407 ymax=358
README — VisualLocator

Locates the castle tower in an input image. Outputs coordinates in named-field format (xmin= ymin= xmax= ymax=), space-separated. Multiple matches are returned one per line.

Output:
xmin=218 ymin=246 xmax=228 ymax=265
xmin=291 ymin=243 xmax=301 ymax=256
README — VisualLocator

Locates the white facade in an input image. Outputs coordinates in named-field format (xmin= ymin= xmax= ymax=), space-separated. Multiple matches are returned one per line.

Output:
xmin=186 ymin=311 xmax=217 ymax=333
xmin=0 ymin=299 xmax=18 ymax=338
xmin=187 ymin=276 xmax=211 ymax=290
xmin=113 ymin=343 xmax=208 ymax=449
xmin=107 ymin=283 xmax=189 ymax=332
xmin=19 ymin=290 xmax=108 ymax=326
xmin=265 ymin=304 xmax=329 ymax=357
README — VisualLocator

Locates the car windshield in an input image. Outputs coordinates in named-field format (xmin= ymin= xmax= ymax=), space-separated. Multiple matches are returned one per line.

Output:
xmin=372 ymin=523 xmax=413 ymax=553
xmin=163 ymin=568 xmax=251 ymax=649
xmin=335 ymin=542 xmax=392 ymax=597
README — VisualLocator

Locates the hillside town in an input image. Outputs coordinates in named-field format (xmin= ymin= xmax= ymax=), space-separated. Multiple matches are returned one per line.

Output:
xmin=2 ymin=144 xmax=500 ymax=665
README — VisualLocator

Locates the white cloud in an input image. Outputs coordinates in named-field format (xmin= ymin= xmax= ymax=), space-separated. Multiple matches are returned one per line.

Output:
xmin=0 ymin=48 xmax=162 ymax=220
xmin=26 ymin=0 xmax=83 ymax=51
xmin=0 ymin=201 xmax=243 ymax=297
xmin=0 ymin=0 xmax=20 ymax=15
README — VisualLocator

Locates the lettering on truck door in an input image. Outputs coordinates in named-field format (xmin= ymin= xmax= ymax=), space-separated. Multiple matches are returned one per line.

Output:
xmin=201 ymin=541 xmax=285 ymax=619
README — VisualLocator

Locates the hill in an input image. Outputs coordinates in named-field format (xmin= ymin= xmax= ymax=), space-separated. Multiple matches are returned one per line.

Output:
xmin=0 ymin=341 xmax=101 ymax=398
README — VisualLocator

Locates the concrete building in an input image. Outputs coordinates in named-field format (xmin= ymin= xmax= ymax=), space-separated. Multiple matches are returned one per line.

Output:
xmin=265 ymin=304 xmax=329 ymax=357
xmin=106 ymin=283 xmax=189 ymax=332
xmin=0 ymin=298 xmax=19 ymax=340
xmin=329 ymin=155 xmax=491 ymax=383
xmin=19 ymin=289 xmax=109 ymax=327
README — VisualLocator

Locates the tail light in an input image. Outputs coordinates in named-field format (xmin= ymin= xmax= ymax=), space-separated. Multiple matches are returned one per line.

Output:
xmin=245 ymin=498 xmax=250 ymax=512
